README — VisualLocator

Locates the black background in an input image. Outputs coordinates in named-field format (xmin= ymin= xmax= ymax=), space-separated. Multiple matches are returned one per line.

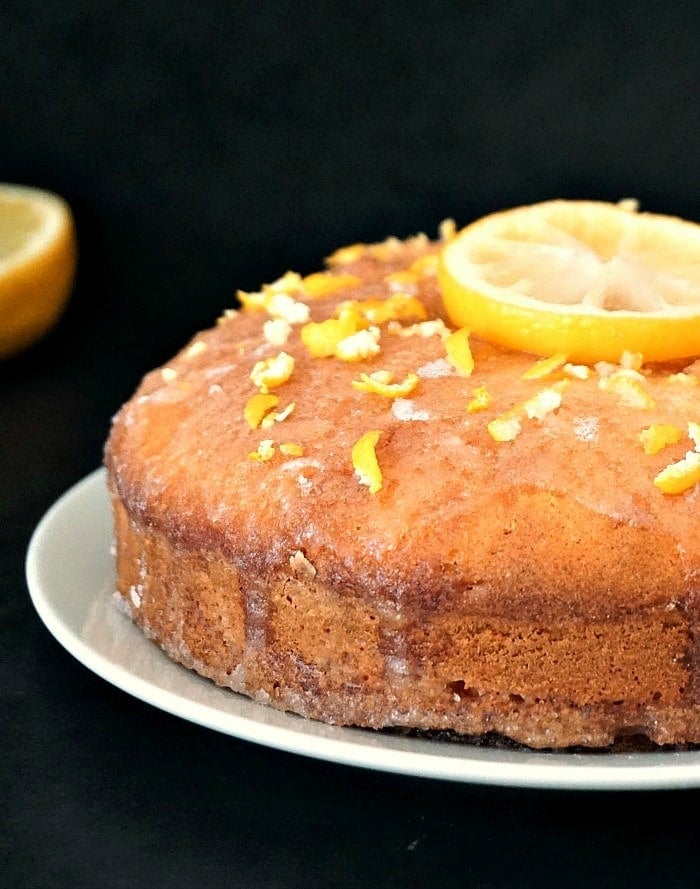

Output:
xmin=3 ymin=3 xmax=700 ymax=887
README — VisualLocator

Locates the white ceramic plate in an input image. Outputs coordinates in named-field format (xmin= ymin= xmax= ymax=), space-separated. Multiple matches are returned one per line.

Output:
xmin=26 ymin=468 xmax=700 ymax=791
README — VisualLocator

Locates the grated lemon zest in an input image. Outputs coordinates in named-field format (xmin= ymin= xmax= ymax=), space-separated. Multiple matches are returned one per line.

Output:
xmin=467 ymin=385 xmax=492 ymax=413
xmin=185 ymin=340 xmax=207 ymax=359
xmin=352 ymin=371 xmax=419 ymax=398
xmin=368 ymin=236 xmax=405 ymax=262
xmin=250 ymin=352 xmax=295 ymax=393
xmin=280 ymin=442 xmax=304 ymax=457
xmin=408 ymin=254 xmax=438 ymax=276
xmin=639 ymin=424 xmax=683 ymax=455
xmin=236 ymin=289 xmax=309 ymax=323
xmin=488 ymin=414 xmax=522 ymax=442
xmin=248 ymin=439 xmax=276 ymax=462
xmin=336 ymin=327 xmax=381 ymax=362
xmin=366 ymin=369 xmax=394 ymax=384
xmin=563 ymin=362 xmax=591 ymax=380
xmin=236 ymin=289 xmax=269 ymax=312
xmin=326 ymin=243 xmax=366 ymax=266
xmin=244 ymin=393 xmax=279 ymax=429
xmin=445 ymin=327 xmax=474 ymax=377
xmin=217 ymin=308 xmax=239 ymax=324
xmin=488 ymin=382 xmax=567 ymax=442
xmin=522 ymin=383 xmax=567 ymax=420
xmin=384 ymin=270 xmax=420 ymax=293
xmin=599 ymin=373 xmax=655 ymax=409
xmin=263 ymin=318 xmax=292 ymax=346
xmin=265 ymin=271 xmax=303 ymax=294
xmin=387 ymin=319 xmax=450 ymax=340
xmin=521 ymin=353 xmax=568 ymax=380
xmin=654 ymin=450 xmax=700 ymax=495
xmin=301 ymin=316 xmax=357 ymax=358
xmin=334 ymin=300 xmax=370 ymax=330
xmin=264 ymin=293 xmax=310 ymax=324
xmin=301 ymin=272 xmax=362 ymax=298
xmin=237 ymin=273 xmax=309 ymax=323
xmin=261 ymin=401 xmax=296 ymax=429
xmin=351 ymin=430 xmax=383 ymax=493
xmin=356 ymin=293 xmax=427 ymax=325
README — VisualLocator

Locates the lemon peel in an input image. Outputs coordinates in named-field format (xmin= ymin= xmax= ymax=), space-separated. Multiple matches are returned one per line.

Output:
xmin=357 ymin=293 xmax=427 ymax=325
xmin=263 ymin=318 xmax=292 ymax=346
xmin=444 ymin=327 xmax=474 ymax=376
xmin=408 ymin=254 xmax=439 ymax=277
xmin=487 ymin=382 xmax=567 ymax=442
xmin=248 ymin=440 xmax=276 ymax=462
xmin=653 ymin=422 xmax=700 ymax=494
xmin=351 ymin=430 xmax=383 ymax=493
xmin=388 ymin=319 xmax=450 ymax=340
xmin=326 ymin=243 xmax=366 ymax=266
xmin=639 ymin=424 xmax=683 ymax=455
xmin=301 ymin=272 xmax=362 ymax=298
xmin=260 ymin=401 xmax=295 ymax=429
xmin=654 ymin=451 xmax=700 ymax=495
xmin=599 ymin=374 xmax=655 ymax=410
xmin=250 ymin=352 xmax=295 ymax=392
xmin=522 ymin=383 xmax=568 ymax=420
xmin=466 ymin=385 xmax=492 ymax=413
xmin=280 ymin=442 xmax=304 ymax=457
xmin=244 ymin=393 xmax=279 ymax=429
xmin=184 ymin=340 xmax=207 ymax=359
xmin=521 ymin=353 xmax=568 ymax=380
xmin=488 ymin=414 xmax=522 ymax=442
xmin=237 ymin=271 xmax=310 ymax=323
xmin=336 ymin=327 xmax=381 ymax=362
xmin=352 ymin=371 xmax=419 ymax=398
xmin=301 ymin=316 xmax=357 ymax=358
xmin=563 ymin=362 xmax=591 ymax=380
xmin=384 ymin=270 xmax=419 ymax=293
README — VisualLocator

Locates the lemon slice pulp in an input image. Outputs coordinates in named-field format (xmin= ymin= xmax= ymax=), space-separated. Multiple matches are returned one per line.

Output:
xmin=0 ymin=183 xmax=77 ymax=358
xmin=438 ymin=200 xmax=700 ymax=364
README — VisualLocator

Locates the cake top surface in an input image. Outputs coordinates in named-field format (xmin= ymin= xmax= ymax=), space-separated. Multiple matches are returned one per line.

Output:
xmin=105 ymin=226 xmax=700 ymax=619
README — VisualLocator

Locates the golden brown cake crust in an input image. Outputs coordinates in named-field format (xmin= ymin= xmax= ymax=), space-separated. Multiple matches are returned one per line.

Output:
xmin=105 ymin=234 xmax=700 ymax=749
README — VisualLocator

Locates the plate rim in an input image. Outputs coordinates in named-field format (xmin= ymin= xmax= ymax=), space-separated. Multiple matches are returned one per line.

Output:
xmin=25 ymin=468 xmax=700 ymax=791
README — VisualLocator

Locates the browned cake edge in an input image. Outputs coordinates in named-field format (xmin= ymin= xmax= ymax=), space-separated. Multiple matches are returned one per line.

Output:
xmin=110 ymin=488 xmax=700 ymax=749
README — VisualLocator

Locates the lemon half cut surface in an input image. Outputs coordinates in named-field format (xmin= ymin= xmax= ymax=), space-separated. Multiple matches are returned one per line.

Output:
xmin=439 ymin=199 xmax=700 ymax=364
xmin=0 ymin=183 xmax=77 ymax=359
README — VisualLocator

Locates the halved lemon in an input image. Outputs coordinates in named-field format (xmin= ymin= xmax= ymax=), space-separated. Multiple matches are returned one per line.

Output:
xmin=439 ymin=199 xmax=700 ymax=364
xmin=0 ymin=183 xmax=77 ymax=359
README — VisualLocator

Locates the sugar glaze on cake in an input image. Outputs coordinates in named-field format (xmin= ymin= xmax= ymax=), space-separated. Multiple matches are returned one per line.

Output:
xmin=105 ymin=231 xmax=700 ymax=749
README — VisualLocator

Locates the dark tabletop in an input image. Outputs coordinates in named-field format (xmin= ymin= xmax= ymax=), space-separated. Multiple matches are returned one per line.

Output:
xmin=4 ymin=3 xmax=700 ymax=887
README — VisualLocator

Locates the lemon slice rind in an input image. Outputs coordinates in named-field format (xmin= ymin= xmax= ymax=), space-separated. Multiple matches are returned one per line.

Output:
xmin=0 ymin=183 xmax=77 ymax=359
xmin=439 ymin=200 xmax=700 ymax=364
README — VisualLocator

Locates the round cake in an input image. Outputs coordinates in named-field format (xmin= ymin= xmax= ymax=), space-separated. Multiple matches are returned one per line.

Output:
xmin=105 ymin=217 xmax=700 ymax=749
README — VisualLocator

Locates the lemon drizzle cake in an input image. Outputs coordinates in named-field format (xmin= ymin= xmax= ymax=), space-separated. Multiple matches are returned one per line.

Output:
xmin=105 ymin=202 xmax=700 ymax=749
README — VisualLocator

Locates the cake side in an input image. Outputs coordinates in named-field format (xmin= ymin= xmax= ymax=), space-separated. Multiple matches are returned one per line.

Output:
xmin=111 ymin=489 xmax=700 ymax=748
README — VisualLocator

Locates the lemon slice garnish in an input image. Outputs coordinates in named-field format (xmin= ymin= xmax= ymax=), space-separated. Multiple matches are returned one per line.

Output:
xmin=438 ymin=200 xmax=700 ymax=363
xmin=0 ymin=183 xmax=77 ymax=359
